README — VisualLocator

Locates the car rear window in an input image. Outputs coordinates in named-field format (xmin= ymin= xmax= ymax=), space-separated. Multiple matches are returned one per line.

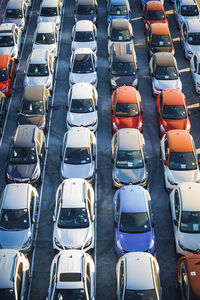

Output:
xmin=60 ymin=273 xmax=81 ymax=282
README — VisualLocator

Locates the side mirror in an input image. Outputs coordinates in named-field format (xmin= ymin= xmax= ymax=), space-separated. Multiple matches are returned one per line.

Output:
xmin=111 ymin=109 xmax=113 ymax=115
xmin=163 ymin=159 xmax=167 ymax=165
xmin=179 ymin=73 xmax=181 ymax=77
xmin=108 ymin=67 xmax=110 ymax=72
xmin=141 ymin=108 xmax=143 ymax=114
xmin=24 ymin=70 xmax=26 ymax=74
xmin=71 ymin=36 xmax=73 ymax=40
xmin=188 ymin=110 xmax=191 ymax=116
xmin=112 ymin=157 xmax=114 ymax=163
xmin=95 ymin=105 xmax=98 ymax=110
xmin=52 ymin=215 xmax=56 ymax=222
xmin=66 ymin=105 xmax=69 ymax=110
xmin=174 ymin=219 xmax=178 ymax=226
xmin=69 ymin=67 xmax=71 ymax=71
xmin=114 ymin=220 xmax=118 ymax=227
xmin=151 ymin=220 xmax=155 ymax=227
xmin=92 ymin=154 xmax=96 ymax=160
xmin=32 ymin=217 xmax=35 ymax=223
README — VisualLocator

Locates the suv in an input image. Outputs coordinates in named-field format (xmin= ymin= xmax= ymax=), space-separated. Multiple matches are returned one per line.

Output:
xmin=37 ymin=0 xmax=63 ymax=30
xmin=0 ymin=249 xmax=30 ymax=299
xmin=174 ymin=0 xmax=199 ymax=29
xmin=109 ymin=42 xmax=138 ymax=91
xmin=0 ymin=184 xmax=39 ymax=253
xmin=107 ymin=0 xmax=131 ymax=24
xmin=0 ymin=55 xmax=15 ymax=96
xmin=181 ymin=19 xmax=200 ymax=59
xmin=47 ymin=250 xmax=95 ymax=300
xmin=74 ymin=0 xmax=98 ymax=25
xmin=6 ymin=124 xmax=46 ymax=186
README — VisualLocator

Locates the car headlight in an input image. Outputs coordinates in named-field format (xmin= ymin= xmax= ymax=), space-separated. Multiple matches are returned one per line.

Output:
xmin=111 ymin=79 xmax=117 ymax=87
xmin=2 ymin=86 xmax=8 ymax=92
xmin=138 ymin=121 xmax=142 ymax=131
xmin=117 ymin=240 xmax=125 ymax=253
xmin=6 ymin=172 xmax=13 ymax=181
xmin=147 ymin=239 xmax=155 ymax=253
xmin=160 ymin=124 xmax=166 ymax=133
xmin=188 ymin=50 xmax=193 ymax=55
xmin=90 ymin=78 xmax=96 ymax=85
xmin=92 ymin=46 xmax=96 ymax=52
xmin=178 ymin=240 xmax=186 ymax=250
xmin=186 ymin=122 xmax=190 ymax=131
xmin=69 ymin=79 xmax=74 ymax=85
xmin=93 ymin=16 xmax=97 ymax=23
xmin=52 ymin=47 xmax=57 ymax=56
xmin=84 ymin=238 xmax=92 ymax=248
xmin=54 ymin=237 xmax=63 ymax=249
xmin=86 ymin=172 xmax=94 ymax=181
xmin=22 ymin=236 xmax=32 ymax=249
xmin=167 ymin=176 xmax=176 ymax=185
xmin=19 ymin=21 xmax=25 ymax=29
xmin=45 ymin=79 xmax=51 ymax=89
xmin=113 ymin=121 xmax=118 ymax=131
xmin=90 ymin=119 xmax=97 ymax=126
xmin=10 ymin=51 xmax=17 ymax=58
xmin=132 ymin=78 xmax=138 ymax=87
xmin=32 ymin=166 xmax=40 ymax=180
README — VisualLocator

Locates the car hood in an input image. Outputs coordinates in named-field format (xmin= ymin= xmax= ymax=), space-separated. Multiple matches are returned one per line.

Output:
xmin=70 ymin=72 xmax=96 ymax=85
xmin=37 ymin=16 xmax=59 ymax=24
xmin=0 ymin=228 xmax=30 ymax=250
xmin=154 ymin=78 xmax=182 ymax=90
xmin=18 ymin=114 xmax=45 ymax=129
xmin=117 ymin=230 xmax=153 ymax=252
xmin=0 ymin=47 xmax=13 ymax=56
xmin=112 ymin=74 xmax=137 ymax=86
xmin=161 ymin=118 xmax=188 ymax=131
xmin=3 ymin=19 xmax=22 ymax=27
xmin=33 ymin=43 xmax=56 ymax=53
xmin=67 ymin=112 xmax=97 ymax=127
xmin=61 ymin=162 xmax=93 ymax=179
xmin=75 ymin=14 xmax=96 ymax=23
xmin=114 ymin=116 xmax=141 ymax=130
xmin=114 ymin=166 xmax=146 ymax=184
xmin=72 ymin=41 xmax=96 ymax=52
xmin=7 ymin=163 xmax=37 ymax=180
xmin=178 ymin=231 xmax=200 ymax=252
xmin=25 ymin=76 xmax=48 ymax=87
xmin=54 ymin=227 xmax=91 ymax=248
xmin=167 ymin=168 xmax=200 ymax=184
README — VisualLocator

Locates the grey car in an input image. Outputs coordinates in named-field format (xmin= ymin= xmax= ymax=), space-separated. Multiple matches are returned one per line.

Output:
xmin=111 ymin=128 xmax=148 ymax=188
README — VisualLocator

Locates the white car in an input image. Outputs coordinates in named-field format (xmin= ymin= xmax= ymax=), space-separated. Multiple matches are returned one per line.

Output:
xmin=47 ymin=250 xmax=95 ymax=300
xmin=69 ymin=48 xmax=97 ymax=88
xmin=170 ymin=182 xmax=200 ymax=255
xmin=190 ymin=51 xmax=200 ymax=93
xmin=24 ymin=49 xmax=55 ymax=91
xmin=71 ymin=20 xmax=97 ymax=53
xmin=37 ymin=0 xmax=63 ymax=30
xmin=174 ymin=0 xmax=199 ymax=29
xmin=116 ymin=252 xmax=162 ymax=300
xmin=0 ymin=23 xmax=22 ymax=61
xmin=32 ymin=22 xmax=59 ymax=58
xmin=180 ymin=19 xmax=200 ymax=59
xmin=53 ymin=178 xmax=95 ymax=252
xmin=160 ymin=130 xmax=200 ymax=191
xmin=67 ymin=82 xmax=98 ymax=132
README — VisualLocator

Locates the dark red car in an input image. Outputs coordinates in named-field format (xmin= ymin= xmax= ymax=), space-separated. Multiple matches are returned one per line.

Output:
xmin=0 ymin=55 xmax=15 ymax=97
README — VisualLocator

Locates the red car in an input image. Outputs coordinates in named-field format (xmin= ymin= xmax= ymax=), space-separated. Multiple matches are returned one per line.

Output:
xmin=143 ymin=1 xmax=168 ymax=33
xmin=111 ymin=86 xmax=143 ymax=134
xmin=156 ymin=89 xmax=191 ymax=137
xmin=0 ymin=55 xmax=15 ymax=97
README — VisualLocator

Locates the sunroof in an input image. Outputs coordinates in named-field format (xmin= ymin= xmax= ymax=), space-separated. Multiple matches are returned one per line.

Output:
xmin=60 ymin=273 xmax=81 ymax=282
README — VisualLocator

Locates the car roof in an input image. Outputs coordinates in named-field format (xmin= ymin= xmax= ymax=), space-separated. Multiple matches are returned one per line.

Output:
xmin=66 ymin=127 xmax=91 ymax=148
xmin=13 ymin=124 xmax=36 ymax=148
xmin=0 ymin=55 xmax=10 ymax=68
xmin=74 ymin=48 xmax=93 ymax=55
xmin=110 ymin=18 xmax=132 ymax=31
xmin=186 ymin=19 xmax=200 ymax=32
xmin=71 ymin=82 xmax=93 ymax=99
xmin=36 ymin=22 xmax=55 ymax=34
xmin=77 ymin=0 xmax=94 ymax=5
xmin=120 ymin=185 xmax=149 ymax=213
xmin=117 ymin=128 xmax=141 ymax=151
xmin=6 ymin=0 xmax=23 ymax=10
xmin=41 ymin=0 xmax=58 ymax=8
xmin=110 ymin=0 xmax=127 ymax=5
xmin=167 ymin=130 xmax=193 ymax=152
xmin=178 ymin=182 xmax=200 ymax=211
xmin=151 ymin=23 xmax=170 ymax=35
xmin=61 ymin=179 xmax=86 ymax=208
xmin=2 ymin=184 xmax=29 ymax=209
xmin=181 ymin=0 xmax=198 ymax=5
xmin=184 ymin=254 xmax=200 ymax=298
xmin=29 ymin=49 xmax=48 ymax=64
xmin=111 ymin=42 xmax=136 ymax=63
xmin=162 ymin=89 xmax=185 ymax=106
xmin=75 ymin=20 xmax=94 ymax=32
xmin=0 ymin=23 xmax=14 ymax=33
xmin=24 ymin=86 xmax=46 ymax=101
xmin=146 ymin=0 xmax=164 ymax=10
xmin=116 ymin=86 xmax=140 ymax=103
xmin=154 ymin=52 xmax=176 ymax=67
xmin=0 ymin=249 xmax=19 ymax=288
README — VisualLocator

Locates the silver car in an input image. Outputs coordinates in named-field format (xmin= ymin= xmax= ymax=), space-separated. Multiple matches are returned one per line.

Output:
xmin=180 ymin=19 xmax=200 ymax=59
xmin=174 ymin=0 xmax=199 ymax=29
xmin=37 ymin=0 xmax=63 ymax=30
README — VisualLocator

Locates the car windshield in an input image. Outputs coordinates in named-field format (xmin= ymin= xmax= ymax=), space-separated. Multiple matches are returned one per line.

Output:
xmin=9 ymin=146 xmax=37 ymax=164
xmin=119 ymin=212 xmax=150 ymax=233
xmin=110 ymin=5 xmax=128 ymax=15
xmin=64 ymin=147 xmax=91 ymax=164
xmin=21 ymin=99 xmax=44 ymax=115
xmin=111 ymin=29 xmax=131 ymax=41
xmin=116 ymin=150 xmax=144 ymax=168
xmin=77 ymin=4 xmax=95 ymax=14
xmin=124 ymin=289 xmax=158 ymax=300
xmin=115 ymin=102 xmax=139 ymax=117
xmin=155 ymin=66 xmax=178 ymax=80
xmin=40 ymin=7 xmax=58 ymax=16
xmin=36 ymin=33 xmax=55 ymax=44
xmin=111 ymin=62 xmax=137 ymax=76
xmin=169 ymin=152 xmax=197 ymax=170
xmin=0 ymin=289 xmax=15 ymax=300
xmin=151 ymin=35 xmax=171 ymax=47
xmin=73 ymin=54 xmax=94 ymax=73
xmin=53 ymin=289 xmax=87 ymax=300
xmin=5 ymin=9 xmax=22 ymax=19
xmin=58 ymin=207 xmax=89 ymax=229
xmin=27 ymin=64 xmax=49 ymax=77
xmin=147 ymin=10 xmax=165 ymax=20
xmin=0 ymin=68 xmax=8 ymax=82
xmin=181 ymin=211 xmax=200 ymax=233
xmin=162 ymin=105 xmax=186 ymax=120
xmin=0 ymin=208 xmax=29 ymax=230
xmin=70 ymin=98 xmax=94 ymax=113
xmin=181 ymin=5 xmax=199 ymax=16
xmin=0 ymin=35 xmax=14 ymax=47
xmin=75 ymin=31 xmax=94 ymax=42
xmin=188 ymin=32 xmax=200 ymax=45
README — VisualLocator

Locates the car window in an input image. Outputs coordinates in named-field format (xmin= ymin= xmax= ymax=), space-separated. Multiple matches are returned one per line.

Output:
xmin=116 ymin=193 xmax=120 ymax=223
xmin=87 ymin=188 xmax=92 ymax=218
xmin=174 ymin=189 xmax=180 ymax=221
xmin=183 ymin=24 xmax=187 ymax=40
xmin=159 ymin=93 xmax=163 ymax=113
xmin=120 ymin=261 xmax=124 ymax=299
xmin=15 ymin=262 xmax=23 ymax=299
xmin=30 ymin=191 xmax=34 ymax=223
xmin=8 ymin=60 xmax=12 ymax=77
xmin=164 ymin=137 xmax=169 ymax=161
xmin=113 ymin=91 xmax=117 ymax=111
xmin=86 ymin=263 xmax=91 ymax=299
xmin=180 ymin=262 xmax=189 ymax=299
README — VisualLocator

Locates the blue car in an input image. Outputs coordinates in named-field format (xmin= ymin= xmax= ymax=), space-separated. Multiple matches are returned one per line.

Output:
xmin=107 ymin=0 xmax=131 ymax=24
xmin=113 ymin=185 xmax=156 ymax=257
xmin=141 ymin=0 xmax=164 ymax=8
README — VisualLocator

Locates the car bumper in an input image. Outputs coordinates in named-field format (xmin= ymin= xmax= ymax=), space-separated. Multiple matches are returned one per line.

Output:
xmin=53 ymin=239 xmax=94 ymax=253
xmin=61 ymin=173 xmax=95 ymax=185
xmin=67 ymin=122 xmax=98 ymax=133
xmin=6 ymin=174 xmax=41 ymax=187
xmin=113 ymin=178 xmax=147 ymax=189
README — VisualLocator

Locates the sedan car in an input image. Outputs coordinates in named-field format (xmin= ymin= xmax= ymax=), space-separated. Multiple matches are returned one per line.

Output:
xmin=174 ymin=0 xmax=199 ymax=29
xmin=53 ymin=178 xmax=95 ymax=252
xmin=190 ymin=51 xmax=200 ymax=94
xmin=37 ymin=0 xmax=63 ymax=30
xmin=170 ymin=182 xmax=200 ymax=255
xmin=69 ymin=48 xmax=97 ymax=88
xmin=114 ymin=185 xmax=155 ymax=257
xmin=180 ymin=19 xmax=200 ymax=59
xmin=143 ymin=1 xmax=168 ymax=33
xmin=111 ymin=128 xmax=148 ymax=188
xmin=74 ymin=0 xmax=98 ymax=24
xmin=0 ymin=55 xmax=15 ymax=96
xmin=107 ymin=0 xmax=131 ymax=24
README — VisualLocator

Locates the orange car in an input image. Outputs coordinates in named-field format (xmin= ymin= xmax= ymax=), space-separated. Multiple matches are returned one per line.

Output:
xmin=111 ymin=86 xmax=143 ymax=134
xmin=0 ymin=55 xmax=15 ymax=97
xmin=143 ymin=1 xmax=168 ymax=33
xmin=156 ymin=89 xmax=191 ymax=137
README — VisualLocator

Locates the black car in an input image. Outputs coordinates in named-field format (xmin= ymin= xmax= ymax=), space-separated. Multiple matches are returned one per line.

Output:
xmin=74 ymin=0 xmax=98 ymax=25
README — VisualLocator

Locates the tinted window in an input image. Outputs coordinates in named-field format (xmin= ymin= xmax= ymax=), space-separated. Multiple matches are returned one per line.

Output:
xmin=169 ymin=152 xmax=197 ymax=170
xmin=116 ymin=150 xmax=144 ymax=168
xmin=40 ymin=7 xmax=58 ymax=16
xmin=119 ymin=212 xmax=151 ymax=233
xmin=21 ymin=99 xmax=44 ymax=115
xmin=111 ymin=62 xmax=137 ymax=76
xmin=0 ymin=208 xmax=29 ymax=230
xmin=111 ymin=29 xmax=131 ymax=42
xmin=53 ymin=289 xmax=87 ymax=300
xmin=0 ymin=35 xmax=14 ymax=47
xmin=75 ymin=31 xmax=94 ymax=42
xmin=151 ymin=35 xmax=171 ymax=47
xmin=181 ymin=5 xmax=199 ymax=16
xmin=147 ymin=10 xmax=165 ymax=20
xmin=162 ymin=105 xmax=186 ymax=120
xmin=0 ymin=68 xmax=8 ymax=82
xmin=27 ymin=64 xmax=49 ymax=77
xmin=115 ymin=102 xmax=139 ymax=117
xmin=70 ymin=98 xmax=94 ymax=113
xmin=58 ymin=208 xmax=89 ymax=228
xmin=9 ymin=146 xmax=37 ymax=164
xmin=124 ymin=289 xmax=158 ymax=300
xmin=73 ymin=54 xmax=94 ymax=73
xmin=36 ymin=33 xmax=55 ymax=44
xmin=110 ymin=5 xmax=128 ymax=15
xmin=77 ymin=4 xmax=95 ymax=15
xmin=155 ymin=66 xmax=178 ymax=80
xmin=188 ymin=32 xmax=200 ymax=45
xmin=180 ymin=211 xmax=200 ymax=233
xmin=5 ymin=9 xmax=22 ymax=18
xmin=64 ymin=147 xmax=91 ymax=164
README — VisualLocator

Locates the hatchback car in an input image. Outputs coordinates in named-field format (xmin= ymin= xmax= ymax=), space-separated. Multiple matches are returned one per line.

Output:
xmin=0 ymin=183 xmax=39 ymax=253
xmin=190 ymin=51 xmax=200 ymax=93
xmin=67 ymin=82 xmax=98 ymax=132
xmin=160 ymin=130 xmax=200 ymax=191
xmin=32 ymin=22 xmax=59 ymax=58
xmin=74 ymin=0 xmax=98 ymax=25
xmin=111 ymin=86 xmax=143 ymax=134
xmin=149 ymin=52 xmax=182 ymax=96
xmin=60 ymin=127 xmax=96 ymax=184
xmin=156 ymin=89 xmax=191 ymax=137
xmin=111 ymin=128 xmax=148 ymax=188
xmin=47 ymin=250 xmax=95 ymax=300
xmin=107 ymin=0 xmax=131 ymax=24
xmin=24 ymin=49 xmax=55 ymax=91
xmin=143 ymin=1 xmax=168 ymax=33
xmin=181 ymin=19 xmax=200 ymax=59
xmin=53 ymin=178 xmax=95 ymax=252
xmin=6 ymin=125 xmax=46 ymax=186
xmin=116 ymin=252 xmax=162 ymax=300
xmin=174 ymin=0 xmax=199 ymax=29
xmin=170 ymin=182 xmax=200 ymax=255
xmin=114 ymin=185 xmax=155 ymax=257
xmin=71 ymin=20 xmax=97 ymax=53
xmin=37 ymin=0 xmax=63 ymax=30
xmin=0 ymin=23 xmax=22 ymax=62
xmin=0 ymin=54 xmax=15 ymax=96
xmin=0 ymin=249 xmax=30 ymax=300
xmin=0 ymin=91 xmax=7 ymax=136
xmin=69 ymin=48 xmax=97 ymax=88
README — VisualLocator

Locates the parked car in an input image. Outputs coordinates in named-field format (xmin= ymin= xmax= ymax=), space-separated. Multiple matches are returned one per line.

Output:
xmin=74 ymin=0 xmax=98 ymax=25
xmin=37 ymin=0 xmax=63 ymax=30
xmin=156 ymin=89 xmax=191 ymax=137
xmin=0 ymin=249 xmax=30 ymax=299
xmin=0 ymin=91 xmax=7 ymax=136
xmin=170 ymin=182 xmax=200 ymax=255
xmin=0 ymin=55 xmax=15 ymax=96
xmin=67 ymin=82 xmax=98 ymax=132
xmin=69 ymin=48 xmax=97 ymax=88
xmin=107 ymin=0 xmax=131 ymax=24
xmin=60 ymin=127 xmax=96 ymax=184
xmin=190 ymin=51 xmax=200 ymax=93
xmin=143 ymin=1 xmax=168 ymax=33
xmin=116 ymin=252 xmax=162 ymax=300
xmin=114 ymin=185 xmax=155 ymax=257
xmin=174 ymin=0 xmax=199 ymax=29
xmin=47 ymin=250 xmax=95 ymax=300
xmin=71 ymin=20 xmax=97 ymax=53
xmin=149 ymin=52 xmax=182 ymax=96
xmin=111 ymin=128 xmax=148 ymax=188
xmin=160 ymin=130 xmax=200 ymax=191
xmin=180 ymin=19 xmax=200 ymax=59
xmin=6 ymin=125 xmax=46 ymax=186
xmin=0 ymin=183 xmax=39 ymax=253
xmin=0 ymin=23 xmax=22 ymax=62
xmin=53 ymin=178 xmax=95 ymax=252
xmin=111 ymin=86 xmax=143 ymax=134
